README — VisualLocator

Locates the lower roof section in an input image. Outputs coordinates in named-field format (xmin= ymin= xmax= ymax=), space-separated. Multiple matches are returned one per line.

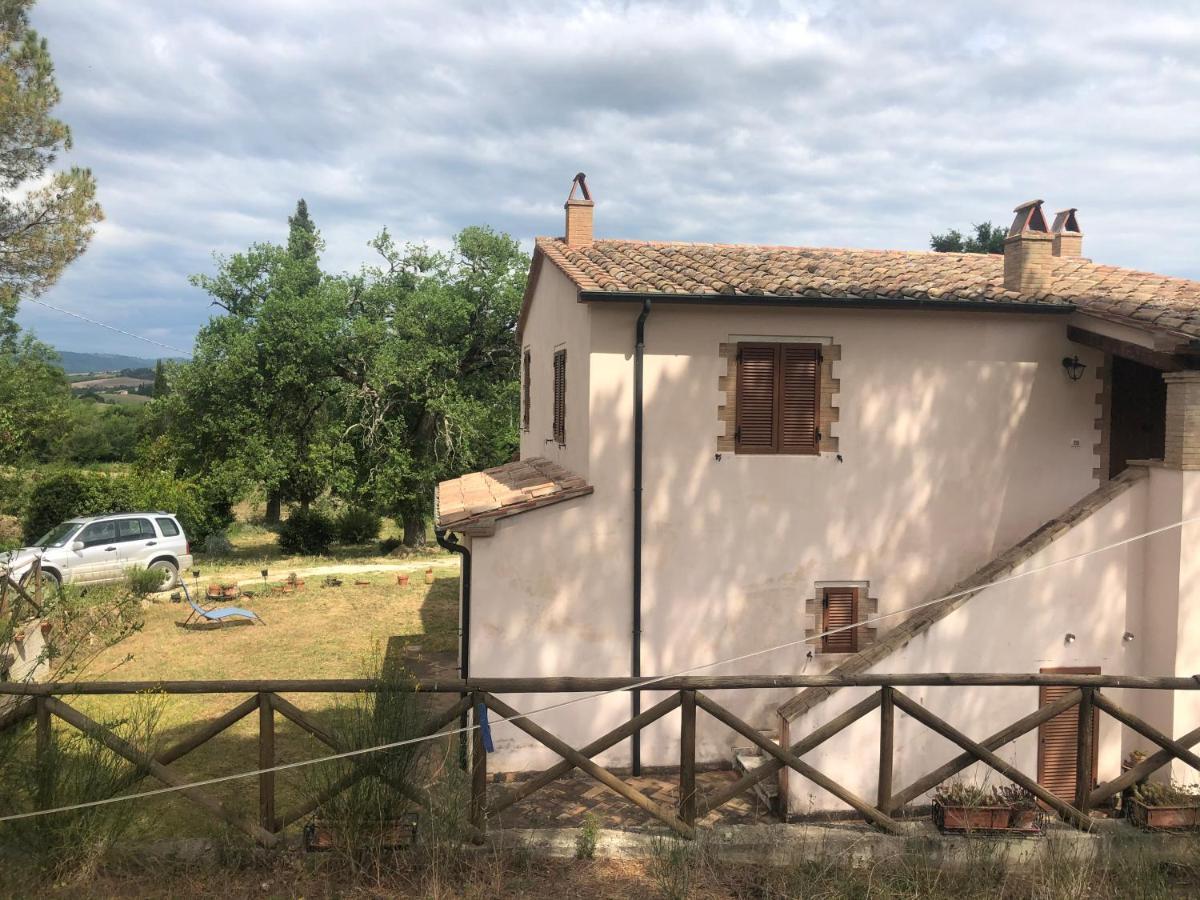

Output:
xmin=435 ymin=457 xmax=592 ymax=536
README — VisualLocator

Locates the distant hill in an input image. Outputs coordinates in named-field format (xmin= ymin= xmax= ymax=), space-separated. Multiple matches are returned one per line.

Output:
xmin=54 ymin=350 xmax=178 ymax=374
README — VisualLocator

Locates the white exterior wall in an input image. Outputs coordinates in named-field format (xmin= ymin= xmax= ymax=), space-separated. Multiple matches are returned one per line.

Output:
xmin=471 ymin=281 xmax=1115 ymax=773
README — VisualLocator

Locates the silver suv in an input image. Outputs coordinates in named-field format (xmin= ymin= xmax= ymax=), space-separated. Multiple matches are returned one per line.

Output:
xmin=4 ymin=512 xmax=194 ymax=596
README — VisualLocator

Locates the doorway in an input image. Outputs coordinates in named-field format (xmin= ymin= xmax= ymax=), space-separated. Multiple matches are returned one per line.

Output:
xmin=1037 ymin=666 xmax=1100 ymax=803
xmin=1108 ymin=355 xmax=1166 ymax=478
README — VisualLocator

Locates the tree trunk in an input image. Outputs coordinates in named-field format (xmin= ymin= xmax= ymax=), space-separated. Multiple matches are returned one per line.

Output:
xmin=300 ymin=496 xmax=310 ymax=514
xmin=402 ymin=511 xmax=426 ymax=547
xmin=265 ymin=492 xmax=281 ymax=525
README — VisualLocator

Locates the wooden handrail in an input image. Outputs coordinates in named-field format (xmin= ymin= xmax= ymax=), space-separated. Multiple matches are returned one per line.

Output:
xmin=5 ymin=672 xmax=1200 ymax=695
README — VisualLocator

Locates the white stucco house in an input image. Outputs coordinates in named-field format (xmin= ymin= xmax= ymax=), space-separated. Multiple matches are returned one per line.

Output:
xmin=435 ymin=175 xmax=1200 ymax=819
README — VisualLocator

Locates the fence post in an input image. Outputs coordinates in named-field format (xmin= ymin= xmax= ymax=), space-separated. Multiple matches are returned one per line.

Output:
xmin=470 ymin=692 xmax=487 ymax=835
xmin=1075 ymin=687 xmax=1095 ymax=816
xmin=679 ymin=690 xmax=696 ymax=827
xmin=878 ymin=687 xmax=894 ymax=814
xmin=258 ymin=692 xmax=275 ymax=833
xmin=35 ymin=695 xmax=52 ymax=808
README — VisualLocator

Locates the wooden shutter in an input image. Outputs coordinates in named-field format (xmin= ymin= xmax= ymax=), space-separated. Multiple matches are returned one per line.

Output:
xmin=552 ymin=349 xmax=566 ymax=445
xmin=735 ymin=343 xmax=778 ymax=452
xmin=821 ymin=587 xmax=858 ymax=654
xmin=522 ymin=349 xmax=531 ymax=432
xmin=780 ymin=344 xmax=820 ymax=454
xmin=1037 ymin=667 xmax=1099 ymax=804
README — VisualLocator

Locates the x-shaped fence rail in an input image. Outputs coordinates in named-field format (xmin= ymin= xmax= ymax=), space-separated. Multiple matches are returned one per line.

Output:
xmin=3 ymin=674 xmax=1199 ymax=844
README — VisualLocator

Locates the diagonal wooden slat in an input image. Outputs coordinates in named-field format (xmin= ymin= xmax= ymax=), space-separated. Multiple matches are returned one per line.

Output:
xmin=1092 ymin=691 xmax=1200 ymax=774
xmin=157 ymin=695 xmax=261 ymax=766
xmin=890 ymin=690 xmax=1092 ymax=831
xmin=488 ymin=692 xmax=682 ymax=817
xmin=1090 ymin=721 xmax=1200 ymax=809
xmin=44 ymin=696 xmax=276 ymax=846
xmin=694 ymin=691 xmax=899 ymax=833
xmin=887 ymin=688 xmax=1082 ymax=811
xmin=482 ymin=692 xmax=695 ymax=839
xmin=700 ymin=690 xmax=882 ymax=816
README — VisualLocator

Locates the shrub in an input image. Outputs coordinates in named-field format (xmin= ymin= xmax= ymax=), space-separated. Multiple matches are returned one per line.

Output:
xmin=575 ymin=813 xmax=599 ymax=860
xmin=21 ymin=469 xmax=232 ymax=545
xmin=126 ymin=566 xmax=165 ymax=598
xmin=335 ymin=506 xmax=382 ymax=544
xmin=0 ymin=514 xmax=22 ymax=551
xmin=203 ymin=531 xmax=234 ymax=555
xmin=278 ymin=508 xmax=335 ymax=555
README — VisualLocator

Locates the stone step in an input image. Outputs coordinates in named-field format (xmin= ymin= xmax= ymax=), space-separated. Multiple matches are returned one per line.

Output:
xmin=733 ymin=749 xmax=780 ymax=810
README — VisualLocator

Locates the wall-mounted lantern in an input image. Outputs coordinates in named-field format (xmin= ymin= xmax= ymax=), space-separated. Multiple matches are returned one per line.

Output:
xmin=1064 ymin=632 xmax=1077 ymax=644
xmin=1061 ymin=355 xmax=1087 ymax=381
xmin=1123 ymin=631 xmax=1136 ymax=643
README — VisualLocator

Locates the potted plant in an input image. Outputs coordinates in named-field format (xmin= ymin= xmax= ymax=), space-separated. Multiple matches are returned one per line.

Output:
xmin=1128 ymin=781 xmax=1200 ymax=830
xmin=1120 ymin=750 xmax=1149 ymax=816
xmin=932 ymin=781 xmax=1044 ymax=835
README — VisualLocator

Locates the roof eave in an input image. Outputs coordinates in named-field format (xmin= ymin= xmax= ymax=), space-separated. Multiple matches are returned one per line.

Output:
xmin=577 ymin=290 xmax=1076 ymax=316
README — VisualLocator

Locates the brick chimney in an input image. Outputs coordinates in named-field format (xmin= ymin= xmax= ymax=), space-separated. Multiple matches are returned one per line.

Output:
xmin=1051 ymin=207 xmax=1083 ymax=258
xmin=564 ymin=172 xmax=594 ymax=248
xmin=1003 ymin=199 xmax=1053 ymax=293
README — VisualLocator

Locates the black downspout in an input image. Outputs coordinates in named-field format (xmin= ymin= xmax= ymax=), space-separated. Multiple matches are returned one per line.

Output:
xmin=436 ymin=528 xmax=471 ymax=770
xmin=632 ymin=299 xmax=651 ymax=776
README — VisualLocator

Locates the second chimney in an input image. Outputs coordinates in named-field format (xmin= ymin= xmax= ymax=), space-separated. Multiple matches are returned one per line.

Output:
xmin=564 ymin=172 xmax=594 ymax=248
xmin=1003 ymin=199 xmax=1053 ymax=293
xmin=1051 ymin=207 xmax=1083 ymax=258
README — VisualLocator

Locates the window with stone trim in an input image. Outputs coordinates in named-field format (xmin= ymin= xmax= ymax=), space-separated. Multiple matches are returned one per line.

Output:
xmin=805 ymin=581 xmax=877 ymax=653
xmin=821 ymin=586 xmax=859 ymax=654
xmin=552 ymin=348 xmax=566 ymax=445
xmin=715 ymin=340 xmax=840 ymax=458
xmin=734 ymin=342 xmax=821 ymax=454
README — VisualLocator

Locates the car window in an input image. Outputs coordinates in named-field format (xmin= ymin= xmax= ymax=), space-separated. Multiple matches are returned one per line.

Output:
xmin=36 ymin=521 xmax=81 ymax=548
xmin=115 ymin=518 xmax=153 ymax=542
xmin=155 ymin=517 xmax=180 ymax=537
xmin=79 ymin=521 xmax=117 ymax=547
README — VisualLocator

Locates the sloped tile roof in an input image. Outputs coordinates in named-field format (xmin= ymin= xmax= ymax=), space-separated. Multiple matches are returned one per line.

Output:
xmin=435 ymin=457 xmax=592 ymax=532
xmin=535 ymin=237 xmax=1200 ymax=338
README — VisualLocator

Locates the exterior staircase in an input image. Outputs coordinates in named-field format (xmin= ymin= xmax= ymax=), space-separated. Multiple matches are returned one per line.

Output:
xmin=731 ymin=728 xmax=782 ymax=815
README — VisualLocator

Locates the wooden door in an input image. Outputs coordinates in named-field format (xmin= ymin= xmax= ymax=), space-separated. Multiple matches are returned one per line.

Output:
xmin=1037 ymin=666 xmax=1099 ymax=803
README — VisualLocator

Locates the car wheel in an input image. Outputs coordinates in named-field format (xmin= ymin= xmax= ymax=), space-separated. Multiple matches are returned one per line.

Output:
xmin=148 ymin=560 xmax=179 ymax=592
xmin=19 ymin=568 xmax=61 ymax=603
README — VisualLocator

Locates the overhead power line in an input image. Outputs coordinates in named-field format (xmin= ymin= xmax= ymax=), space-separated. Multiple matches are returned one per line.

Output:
xmin=25 ymin=296 xmax=192 ymax=357
xmin=2 ymin=497 xmax=1197 ymax=824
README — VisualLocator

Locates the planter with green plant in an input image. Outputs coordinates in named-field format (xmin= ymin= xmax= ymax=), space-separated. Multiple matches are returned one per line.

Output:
xmin=1128 ymin=781 xmax=1200 ymax=830
xmin=931 ymin=781 xmax=1044 ymax=835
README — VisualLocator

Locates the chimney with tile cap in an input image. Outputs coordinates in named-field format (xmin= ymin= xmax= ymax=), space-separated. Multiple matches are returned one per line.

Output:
xmin=564 ymin=172 xmax=594 ymax=248
xmin=1003 ymin=198 xmax=1053 ymax=293
xmin=1051 ymin=207 xmax=1083 ymax=258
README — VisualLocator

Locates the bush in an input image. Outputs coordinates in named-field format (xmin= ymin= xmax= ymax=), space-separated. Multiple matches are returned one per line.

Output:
xmin=126 ymin=566 xmax=165 ymax=597
xmin=278 ymin=508 xmax=335 ymax=555
xmin=0 ymin=514 xmax=22 ymax=551
xmin=203 ymin=531 xmax=234 ymax=555
xmin=21 ymin=469 xmax=233 ymax=545
xmin=335 ymin=506 xmax=382 ymax=544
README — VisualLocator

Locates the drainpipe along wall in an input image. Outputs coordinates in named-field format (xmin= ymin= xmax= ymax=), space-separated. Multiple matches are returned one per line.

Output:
xmin=435 ymin=528 xmax=471 ymax=769
xmin=632 ymin=299 xmax=651 ymax=775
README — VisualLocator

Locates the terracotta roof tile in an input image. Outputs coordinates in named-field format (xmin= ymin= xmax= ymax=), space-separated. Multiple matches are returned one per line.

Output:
xmin=535 ymin=237 xmax=1200 ymax=338
xmin=435 ymin=457 xmax=592 ymax=533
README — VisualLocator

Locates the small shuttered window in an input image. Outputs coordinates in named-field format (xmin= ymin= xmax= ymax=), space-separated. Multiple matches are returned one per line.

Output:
xmin=552 ymin=349 xmax=566 ymax=445
xmin=522 ymin=349 xmax=531 ymax=432
xmin=735 ymin=342 xmax=821 ymax=454
xmin=1037 ymin=667 xmax=1100 ymax=803
xmin=821 ymin=587 xmax=859 ymax=654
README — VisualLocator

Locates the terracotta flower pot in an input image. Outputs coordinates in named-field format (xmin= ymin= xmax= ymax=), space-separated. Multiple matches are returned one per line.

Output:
xmin=397 ymin=574 xmax=409 ymax=586
xmin=424 ymin=567 xmax=434 ymax=585
xmin=39 ymin=620 xmax=52 ymax=636
xmin=1129 ymin=798 xmax=1200 ymax=830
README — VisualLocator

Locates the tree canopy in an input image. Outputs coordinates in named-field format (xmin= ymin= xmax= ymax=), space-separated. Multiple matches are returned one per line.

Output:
xmin=930 ymin=221 xmax=1006 ymax=254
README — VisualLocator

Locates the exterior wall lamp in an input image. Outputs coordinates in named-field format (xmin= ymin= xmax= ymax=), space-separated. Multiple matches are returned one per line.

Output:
xmin=1061 ymin=355 xmax=1087 ymax=381
xmin=1064 ymin=632 xmax=1077 ymax=644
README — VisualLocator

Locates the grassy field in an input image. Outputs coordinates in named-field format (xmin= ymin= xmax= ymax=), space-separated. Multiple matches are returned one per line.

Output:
xmin=36 ymin=523 xmax=462 ymax=841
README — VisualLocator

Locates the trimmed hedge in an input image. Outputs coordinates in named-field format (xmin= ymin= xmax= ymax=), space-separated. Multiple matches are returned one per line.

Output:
xmin=22 ymin=469 xmax=232 ymax=545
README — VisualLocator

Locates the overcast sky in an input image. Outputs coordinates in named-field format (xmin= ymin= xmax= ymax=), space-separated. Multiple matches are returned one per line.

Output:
xmin=17 ymin=0 xmax=1200 ymax=358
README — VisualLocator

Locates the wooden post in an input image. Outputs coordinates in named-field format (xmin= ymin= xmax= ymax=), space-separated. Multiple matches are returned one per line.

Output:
xmin=35 ymin=696 xmax=52 ymax=808
xmin=1075 ymin=688 xmax=1095 ymax=815
xmin=878 ymin=686 xmax=894 ymax=814
xmin=679 ymin=690 xmax=697 ymax=827
xmin=31 ymin=558 xmax=42 ymax=609
xmin=258 ymin=692 xmax=275 ymax=833
xmin=470 ymin=692 xmax=487 ymax=835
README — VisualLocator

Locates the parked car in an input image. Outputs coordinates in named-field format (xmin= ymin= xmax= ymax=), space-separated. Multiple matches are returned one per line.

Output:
xmin=1 ymin=512 xmax=193 ymax=597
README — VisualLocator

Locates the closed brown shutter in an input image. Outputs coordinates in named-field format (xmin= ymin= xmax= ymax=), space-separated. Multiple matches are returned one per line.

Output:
xmin=552 ymin=349 xmax=566 ymax=445
xmin=780 ymin=344 xmax=820 ymax=454
xmin=821 ymin=587 xmax=858 ymax=654
xmin=735 ymin=343 xmax=778 ymax=452
xmin=522 ymin=349 xmax=531 ymax=432
xmin=1037 ymin=667 xmax=1099 ymax=804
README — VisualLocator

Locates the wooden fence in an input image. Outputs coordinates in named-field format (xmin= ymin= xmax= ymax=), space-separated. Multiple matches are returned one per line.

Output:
xmin=2 ymin=673 xmax=1199 ymax=846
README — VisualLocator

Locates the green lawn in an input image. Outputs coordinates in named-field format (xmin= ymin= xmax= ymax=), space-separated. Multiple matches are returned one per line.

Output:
xmin=35 ymin=525 xmax=461 ymax=842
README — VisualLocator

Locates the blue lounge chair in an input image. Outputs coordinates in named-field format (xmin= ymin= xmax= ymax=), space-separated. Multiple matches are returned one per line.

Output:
xmin=181 ymin=584 xmax=265 ymax=627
